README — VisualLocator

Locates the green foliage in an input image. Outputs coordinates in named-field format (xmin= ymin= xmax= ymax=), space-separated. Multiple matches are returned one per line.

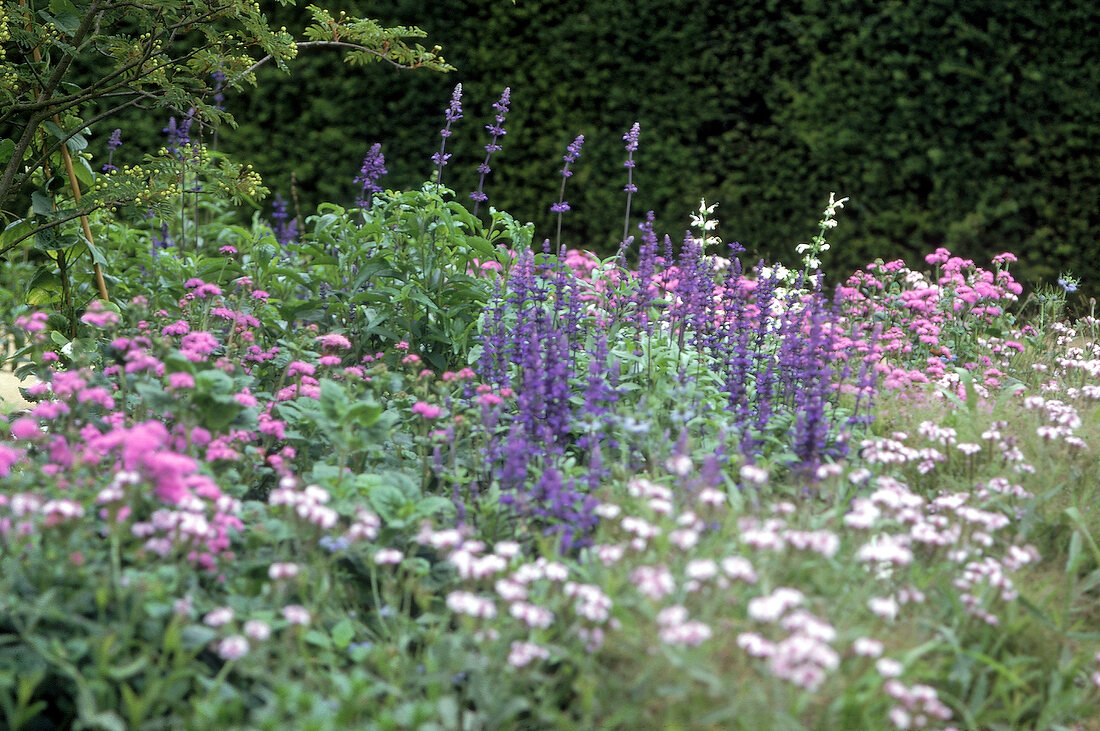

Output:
xmin=0 ymin=0 xmax=451 ymax=216
xmin=275 ymin=184 xmax=531 ymax=370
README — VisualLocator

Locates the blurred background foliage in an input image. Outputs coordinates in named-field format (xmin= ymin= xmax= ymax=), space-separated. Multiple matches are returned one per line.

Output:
xmin=85 ymin=0 xmax=1099 ymax=286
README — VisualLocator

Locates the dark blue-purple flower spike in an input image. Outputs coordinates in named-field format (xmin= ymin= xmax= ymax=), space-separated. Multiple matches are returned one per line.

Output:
xmin=163 ymin=109 xmax=194 ymax=158
xmin=622 ymin=122 xmax=640 ymax=242
xmin=354 ymin=142 xmax=387 ymax=210
xmin=471 ymin=87 xmax=510 ymax=216
xmin=271 ymin=194 xmax=298 ymax=246
xmin=432 ymin=83 xmax=463 ymax=187
xmin=551 ymin=134 xmax=584 ymax=250
xmin=631 ymin=212 xmax=660 ymax=332
xmin=101 ymin=128 xmax=122 ymax=173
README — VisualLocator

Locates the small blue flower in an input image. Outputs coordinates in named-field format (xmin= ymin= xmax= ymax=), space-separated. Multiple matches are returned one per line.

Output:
xmin=1057 ymin=277 xmax=1078 ymax=293
xmin=318 ymin=534 xmax=350 ymax=552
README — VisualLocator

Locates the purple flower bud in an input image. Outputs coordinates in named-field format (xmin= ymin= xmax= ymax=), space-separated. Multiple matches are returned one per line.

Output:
xmin=622 ymin=122 xmax=640 ymax=153
xmin=563 ymin=135 xmax=584 ymax=168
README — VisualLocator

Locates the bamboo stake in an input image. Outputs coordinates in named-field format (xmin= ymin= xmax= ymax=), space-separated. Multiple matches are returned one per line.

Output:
xmin=25 ymin=0 xmax=110 ymax=301
xmin=59 ymin=143 xmax=110 ymax=301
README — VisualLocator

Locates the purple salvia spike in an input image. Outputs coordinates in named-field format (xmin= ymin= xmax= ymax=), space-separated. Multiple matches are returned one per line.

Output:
xmin=432 ymin=83 xmax=463 ymax=187
xmin=471 ymin=87 xmax=511 ymax=216
xmin=622 ymin=122 xmax=640 ymax=242
xmin=551 ymin=134 xmax=584 ymax=250
xmin=354 ymin=143 xmax=387 ymax=210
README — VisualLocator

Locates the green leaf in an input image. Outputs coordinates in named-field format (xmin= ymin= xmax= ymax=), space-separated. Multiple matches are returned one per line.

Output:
xmin=368 ymin=484 xmax=408 ymax=523
xmin=304 ymin=629 xmax=331 ymax=649
xmin=346 ymin=400 xmax=383 ymax=428
xmin=0 ymin=138 xmax=15 ymax=165
xmin=105 ymin=656 xmax=149 ymax=681
xmin=414 ymin=496 xmax=456 ymax=520
xmin=85 ymin=237 xmax=107 ymax=267
xmin=66 ymin=132 xmax=88 ymax=153
xmin=319 ymin=379 xmax=348 ymax=422
xmin=330 ymin=618 xmax=355 ymax=650
xmin=179 ymin=625 xmax=217 ymax=651
xmin=32 ymin=191 xmax=54 ymax=216
xmin=74 ymin=156 xmax=96 ymax=187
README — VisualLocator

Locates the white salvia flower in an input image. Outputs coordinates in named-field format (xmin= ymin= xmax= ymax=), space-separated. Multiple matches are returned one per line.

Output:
xmin=824 ymin=192 xmax=849 ymax=217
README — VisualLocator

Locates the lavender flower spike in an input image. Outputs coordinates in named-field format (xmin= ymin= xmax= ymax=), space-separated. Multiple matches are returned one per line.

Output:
xmin=432 ymin=83 xmax=463 ymax=186
xmin=471 ymin=87 xmax=511 ymax=216
xmin=551 ymin=134 xmax=584 ymax=250
xmin=354 ymin=142 xmax=387 ymax=209
xmin=622 ymin=122 xmax=640 ymax=241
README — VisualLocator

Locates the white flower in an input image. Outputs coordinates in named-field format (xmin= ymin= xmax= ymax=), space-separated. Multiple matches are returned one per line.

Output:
xmin=824 ymin=192 xmax=849 ymax=217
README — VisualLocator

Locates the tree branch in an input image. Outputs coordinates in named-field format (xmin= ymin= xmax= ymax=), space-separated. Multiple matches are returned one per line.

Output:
xmin=235 ymin=40 xmax=424 ymax=82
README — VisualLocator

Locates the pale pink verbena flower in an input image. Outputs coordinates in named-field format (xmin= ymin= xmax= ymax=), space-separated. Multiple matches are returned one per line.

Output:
xmin=853 ymin=637 xmax=884 ymax=657
xmin=244 ymin=619 xmax=272 ymax=641
xmin=737 ymin=632 xmax=776 ymax=658
xmin=494 ymin=579 xmax=528 ymax=602
xmin=374 ymin=548 xmax=404 ymax=565
xmin=748 ymin=588 xmax=804 ymax=623
xmin=659 ymin=620 xmax=712 ymax=646
xmin=507 ymin=641 xmax=550 ymax=668
xmin=876 ymin=657 xmax=904 ymax=678
xmin=631 ymin=565 xmax=675 ymax=600
xmin=595 ymin=543 xmax=625 ymax=566
xmin=868 ymin=595 xmax=900 ymax=620
xmin=282 ymin=605 xmax=311 ymax=626
xmin=656 ymin=605 xmax=690 ymax=627
xmin=268 ymin=562 xmax=300 ymax=580
xmin=216 ymin=635 xmax=249 ymax=661
xmin=509 ymin=601 xmax=554 ymax=628
xmin=697 ymin=488 xmax=726 ymax=506
xmin=740 ymin=464 xmax=769 ymax=485
xmin=565 ymin=582 xmax=613 ymax=622
xmin=203 ymin=606 xmax=234 ymax=627
xmin=669 ymin=528 xmax=699 ymax=550
xmin=684 ymin=558 xmax=718 ymax=581
xmin=720 ymin=556 xmax=758 ymax=583
xmin=494 ymin=540 xmax=521 ymax=558
xmin=446 ymin=591 xmax=497 ymax=619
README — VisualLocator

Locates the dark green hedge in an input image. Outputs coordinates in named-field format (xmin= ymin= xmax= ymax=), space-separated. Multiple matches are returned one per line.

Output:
xmin=97 ymin=0 xmax=1100 ymax=286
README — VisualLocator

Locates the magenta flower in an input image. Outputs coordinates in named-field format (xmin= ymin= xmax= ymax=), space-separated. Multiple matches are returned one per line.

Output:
xmin=9 ymin=417 xmax=41 ymax=440
xmin=412 ymin=401 xmax=442 ymax=419
xmin=0 ymin=444 xmax=24 ymax=476
xmin=167 ymin=372 xmax=195 ymax=389
xmin=315 ymin=333 xmax=352 ymax=350
xmin=80 ymin=309 xmax=120 ymax=328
